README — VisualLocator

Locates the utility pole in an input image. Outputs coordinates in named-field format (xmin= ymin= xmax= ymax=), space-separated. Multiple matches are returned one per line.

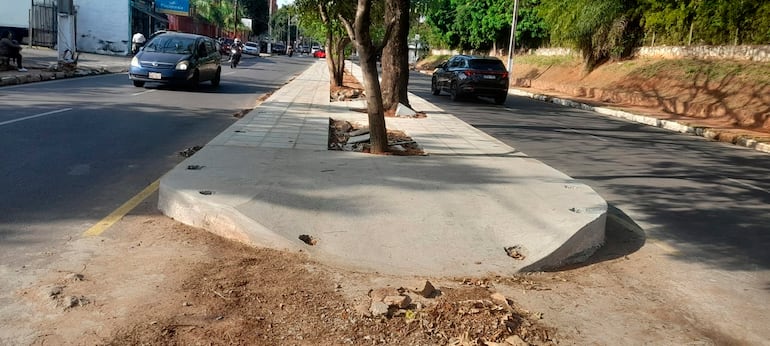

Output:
xmin=287 ymin=12 xmax=290 ymax=53
xmin=234 ymin=0 xmax=238 ymax=37
xmin=506 ymin=0 xmax=519 ymax=76
xmin=267 ymin=0 xmax=272 ymax=54
xmin=57 ymin=0 xmax=76 ymax=64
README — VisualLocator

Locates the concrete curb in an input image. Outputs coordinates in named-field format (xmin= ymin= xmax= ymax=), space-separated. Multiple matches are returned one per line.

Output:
xmin=0 ymin=66 xmax=128 ymax=86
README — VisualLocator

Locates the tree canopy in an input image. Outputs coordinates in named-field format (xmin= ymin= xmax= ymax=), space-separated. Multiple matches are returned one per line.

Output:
xmin=415 ymin=0 xmax=768 ymax=69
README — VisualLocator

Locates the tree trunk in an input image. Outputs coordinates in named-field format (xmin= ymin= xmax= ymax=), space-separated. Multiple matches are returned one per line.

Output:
xmin=332 ymin=37 xmax=348 ymax=86
xmin=351 ymin=0 xmax=388 ymax=154
xmin=381 ymin=0 xmax=411 ymax=111
xmin=326 ymin=35 xmax=348 ymax=87
xmin=319 ymin=3 xmax=347 ymax=87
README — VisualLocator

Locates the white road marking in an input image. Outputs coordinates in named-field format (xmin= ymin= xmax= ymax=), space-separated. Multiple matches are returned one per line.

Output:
xmin=131 ymin=89 xmax=157 ymax=96
xmin=223 ymin=72 xmax=236 ymax=76
xmin=0 ymin=108 xmax=73 ymax=127
xmin=563 ymin=128 xmax=608 ymax=141
xmin=724 ymin=177 xmax=770 ymax=194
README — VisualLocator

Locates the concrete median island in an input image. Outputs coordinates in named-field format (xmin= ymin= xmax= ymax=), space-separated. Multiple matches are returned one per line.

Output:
xmin=158 ymin=61 xmax=608 ymax=276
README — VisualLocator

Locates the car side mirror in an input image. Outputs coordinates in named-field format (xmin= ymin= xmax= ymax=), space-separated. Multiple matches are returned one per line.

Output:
xmin=438 ymin=62 xmax=446 ymax=69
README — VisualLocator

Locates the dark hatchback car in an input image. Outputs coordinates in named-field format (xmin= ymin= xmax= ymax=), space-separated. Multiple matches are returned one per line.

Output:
xmin=431 ymin=55 xmax=509 ymax=104
xmin=129 ymin=32 xmax=222 ymax=88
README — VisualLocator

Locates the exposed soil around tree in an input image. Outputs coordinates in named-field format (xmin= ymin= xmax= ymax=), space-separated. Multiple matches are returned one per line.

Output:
xmin=328 ymin=69 xmax=427 ymax=156
xmin=328 ymin=119 xmax=425 ymax=156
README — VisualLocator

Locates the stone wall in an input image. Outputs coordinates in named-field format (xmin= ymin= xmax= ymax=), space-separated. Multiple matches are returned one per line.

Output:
xmin=432 ymin=45 xmax=770 ymax=62
xmin=633 ymin=45 xmax=770 ymax=62
xmin=528 ymin=45 xmax=770 ymax=62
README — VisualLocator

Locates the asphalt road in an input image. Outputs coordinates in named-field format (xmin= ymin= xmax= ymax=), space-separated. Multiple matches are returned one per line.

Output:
xmin=409 ymin=70 xmax=770 ymax=272
xmin=0 ymin=55 xmax=314 ymax=268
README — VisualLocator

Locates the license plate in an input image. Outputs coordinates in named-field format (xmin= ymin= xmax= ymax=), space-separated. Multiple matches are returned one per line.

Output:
xmin=483 ymin=75 xmax=496 ymax=79
xmin=149 ymin=72 xmax=162 ymax=80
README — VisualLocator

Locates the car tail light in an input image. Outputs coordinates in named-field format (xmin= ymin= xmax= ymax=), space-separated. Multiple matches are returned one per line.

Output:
xmin=463 ymin=70 xmax=475 ymax=77
xmin=501 ymin=72 xmax=509 ymax=79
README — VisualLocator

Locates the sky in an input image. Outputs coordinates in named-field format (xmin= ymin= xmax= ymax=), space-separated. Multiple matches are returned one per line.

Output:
xmin=277 ymin=0 xmax=294 ymax=7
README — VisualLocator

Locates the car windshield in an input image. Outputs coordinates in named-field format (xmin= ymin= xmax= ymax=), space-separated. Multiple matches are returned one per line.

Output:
xmin=144 ymin=36 xmax=196 ymax=54
xmin=469 ymin=59 xmax=505 ymax=70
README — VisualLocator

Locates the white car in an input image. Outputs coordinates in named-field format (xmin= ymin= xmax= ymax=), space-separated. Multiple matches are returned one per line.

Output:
xmin=243 ymin=42 xmax=259 ymax=55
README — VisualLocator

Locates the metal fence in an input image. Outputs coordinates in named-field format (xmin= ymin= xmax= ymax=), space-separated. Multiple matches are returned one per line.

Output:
xmin=31 ymin=0 xmax=57 ymax=48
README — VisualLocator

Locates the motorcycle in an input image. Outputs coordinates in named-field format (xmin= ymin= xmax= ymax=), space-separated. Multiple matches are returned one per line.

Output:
xmin=229 ymin=46 xmax=242 ymax=68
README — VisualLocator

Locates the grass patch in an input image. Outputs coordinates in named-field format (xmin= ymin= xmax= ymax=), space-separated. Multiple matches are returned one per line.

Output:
xmin=626 ymin=58 xmax=770 ymax=85
xmin=414 ymin=54 xmax=451 ymax=70
xmin=513 ymin=54 xmax=580 ymax=67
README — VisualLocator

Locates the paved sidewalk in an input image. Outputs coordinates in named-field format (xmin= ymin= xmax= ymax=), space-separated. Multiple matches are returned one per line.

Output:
xmin=158 ymin=61 xmax=607 ymax=276
xmin=0 ymin=47 xmax=129 ymax=86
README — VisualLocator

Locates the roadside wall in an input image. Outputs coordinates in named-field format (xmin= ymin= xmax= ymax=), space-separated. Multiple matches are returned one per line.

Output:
xmin=75 ymin=0 xmax=130 ymax=55
xmin=634 ymin=45 xmax=770 ymax=62
xmin=432 ymin=46 xmax=770 ymax=62
xmin=530 ymin=46 xmax=770 ymax=62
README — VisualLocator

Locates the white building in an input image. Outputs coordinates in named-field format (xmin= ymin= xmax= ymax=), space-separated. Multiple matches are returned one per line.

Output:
xmin=76 ymin=0 xmax=169 ymax=55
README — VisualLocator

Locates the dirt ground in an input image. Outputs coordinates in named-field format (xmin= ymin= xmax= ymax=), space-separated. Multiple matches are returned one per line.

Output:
xmin=3 ymin=59 xmax=768 ymax=345
xmin=8 ymin=204 xmax=749 ymax=345
xmin=504 ymin=57 xmax=770 ymax=142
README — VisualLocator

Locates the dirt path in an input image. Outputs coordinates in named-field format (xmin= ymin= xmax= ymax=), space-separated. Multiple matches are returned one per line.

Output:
xmin=2 ymin=194 xmax=765 ymax=345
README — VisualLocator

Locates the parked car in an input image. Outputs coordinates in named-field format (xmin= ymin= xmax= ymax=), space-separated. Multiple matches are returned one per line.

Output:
xmin=313 ymin=49 xmax=326 ymax=58
xmin=298 ymin=45 xmax=310 ymax=54
xmin=218 ymin=38 xmax=234 ymax=55
xmin=311 ymin=45 xmax=322 ymax=54
xmin=129 ymin=32 xmax=222 ymax=88
xmin=431 ymin=55 xmax=509 ymax=104
xmin=243 ymin=41 xmax=259 ymax=55
xmin=271 ymin=43 xmax=286 ymax=54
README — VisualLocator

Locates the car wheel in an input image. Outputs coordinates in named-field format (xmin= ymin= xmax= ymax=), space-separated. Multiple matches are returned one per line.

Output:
xmin=132 ymin=80 xmax=145 ymax=87
xmin=431 ymin=77 xmax=440 ymax=95
xmin=211 ymin=68 xmax=221 ymax=87
xmin=494 ymin=93 xmax=507 ymax=105
xmin=449 ymin=82 xmax=461 ymax=101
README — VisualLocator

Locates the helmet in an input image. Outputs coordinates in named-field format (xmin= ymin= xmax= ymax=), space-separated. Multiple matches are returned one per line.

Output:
xmin=234 ymin=38 xmax=241 ymax=44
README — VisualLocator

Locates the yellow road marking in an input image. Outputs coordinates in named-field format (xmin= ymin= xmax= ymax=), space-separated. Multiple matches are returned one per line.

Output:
xmin=83 ymin=180 xmax=160 ymax=236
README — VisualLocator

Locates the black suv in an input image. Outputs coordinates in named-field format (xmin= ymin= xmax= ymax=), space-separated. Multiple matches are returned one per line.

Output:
xmin=431 ymin=55 xmax=509 ymax=104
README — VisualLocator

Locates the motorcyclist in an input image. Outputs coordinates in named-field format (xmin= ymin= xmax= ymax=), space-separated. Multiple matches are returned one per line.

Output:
xmin=229 ymin=38 xmax=244 ymax=67
xmin=131 ymin=32 xmax=146 ymax=55
xmin=230 ymin=38 xmax=243 ymax=56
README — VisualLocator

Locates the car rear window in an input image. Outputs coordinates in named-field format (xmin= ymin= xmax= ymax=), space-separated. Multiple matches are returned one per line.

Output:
xmin=469 ymin=59 xmax=505 ymax=71
xmin=144 ymin=36 xmax=196 ymax=54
